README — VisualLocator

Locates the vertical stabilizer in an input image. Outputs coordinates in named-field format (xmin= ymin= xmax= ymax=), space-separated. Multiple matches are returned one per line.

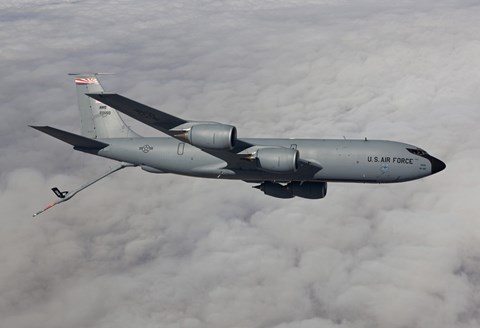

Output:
xmin=71 ymin=74 xmax=140 ymax=139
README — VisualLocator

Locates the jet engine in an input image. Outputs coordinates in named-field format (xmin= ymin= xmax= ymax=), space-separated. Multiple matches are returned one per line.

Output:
xmin=255 ymin=148 xmax=299 ymax=173
xmin=254 ymin=181 xmax=327 ymax=199
xmin=253 ymin=181 xmax=294 ymax=199
xmin=289 ymin=181 xmax=327 ymax=199
xmin=186 ymin=124 xmax=237 ymax=150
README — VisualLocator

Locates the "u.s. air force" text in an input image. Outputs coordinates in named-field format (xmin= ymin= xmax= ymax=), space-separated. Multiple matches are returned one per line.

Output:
xmin=367 ymin=156 xmax=413 ymax=164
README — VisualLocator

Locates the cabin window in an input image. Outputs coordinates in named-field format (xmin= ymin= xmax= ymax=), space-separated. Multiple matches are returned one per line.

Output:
xmin=407 ymin=148 xmax=427 ymax=156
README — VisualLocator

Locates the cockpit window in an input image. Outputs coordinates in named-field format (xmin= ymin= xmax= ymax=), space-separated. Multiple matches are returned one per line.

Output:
xmin=407 ymin=148 xmax=427 ymax=156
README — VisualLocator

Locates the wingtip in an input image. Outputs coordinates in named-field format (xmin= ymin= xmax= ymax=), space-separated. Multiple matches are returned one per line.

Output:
xmin=29 ymin=125 xmax=49 ymax=132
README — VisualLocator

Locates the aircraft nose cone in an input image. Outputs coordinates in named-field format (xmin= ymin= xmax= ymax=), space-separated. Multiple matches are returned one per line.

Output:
xmin=430 ymin=156 xmax=446 ymax=175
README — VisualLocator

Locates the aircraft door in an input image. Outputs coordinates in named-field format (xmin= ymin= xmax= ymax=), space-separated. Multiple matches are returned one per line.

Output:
xmin=177 ymin=143 xmax=185 ymax=155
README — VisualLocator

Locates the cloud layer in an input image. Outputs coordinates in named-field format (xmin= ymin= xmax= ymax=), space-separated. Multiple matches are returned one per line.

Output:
xmin=1 ymin=1 xmax=480 ymax=327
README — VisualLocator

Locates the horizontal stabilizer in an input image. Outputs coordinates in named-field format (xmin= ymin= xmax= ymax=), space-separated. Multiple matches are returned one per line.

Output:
xmin=30 ymin=126 xmax=109 ymax=149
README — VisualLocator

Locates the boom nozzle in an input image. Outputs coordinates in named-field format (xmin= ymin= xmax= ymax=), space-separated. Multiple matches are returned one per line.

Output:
xmin=52 ymin=187 xmax=68 ymax=199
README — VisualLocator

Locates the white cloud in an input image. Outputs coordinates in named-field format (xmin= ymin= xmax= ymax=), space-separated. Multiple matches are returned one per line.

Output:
xmin=1 ymin=0 xmax=480 ymax=327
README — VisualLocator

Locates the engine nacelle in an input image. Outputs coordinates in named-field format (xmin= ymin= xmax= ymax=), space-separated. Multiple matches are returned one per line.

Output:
xmin=186 ymin=124 xmax=237 ymax=150
xmin=255 ymin=181 xmax=327 ymax=199
xmin=254 ymin=182 xmax=294 ymax=199
xmin=290 ymin=181 xmax=327 ymax=199
xmin=255 ymin=148 xmax=299 ymax=173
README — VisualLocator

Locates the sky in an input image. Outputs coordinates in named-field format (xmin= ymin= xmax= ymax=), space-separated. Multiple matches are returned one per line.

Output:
xmin=1 ymin=0 xmax=480 ymax=327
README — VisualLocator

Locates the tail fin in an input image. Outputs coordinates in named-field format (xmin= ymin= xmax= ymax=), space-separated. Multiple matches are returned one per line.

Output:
xmin=70 ymin=73 xmax=140 ymax=139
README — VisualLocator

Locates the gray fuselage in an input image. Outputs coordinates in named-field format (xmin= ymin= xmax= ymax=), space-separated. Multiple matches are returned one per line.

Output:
xmin=93 ymin=137 xmax=441 ymax=184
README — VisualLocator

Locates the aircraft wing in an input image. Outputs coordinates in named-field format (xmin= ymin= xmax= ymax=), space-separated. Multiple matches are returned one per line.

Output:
xmin=87 ymin=93 xmax=187 ymax=133
xmin=87 ymin=93 xmax=254 ymax=167
xmin=86 ymin=93 xmax=321 ymax=174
